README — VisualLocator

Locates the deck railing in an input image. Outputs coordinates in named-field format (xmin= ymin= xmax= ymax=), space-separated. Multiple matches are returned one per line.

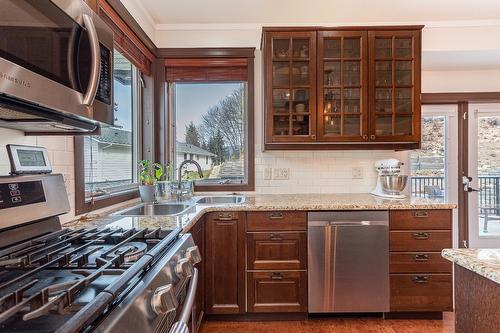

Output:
xmin=411 ymin=176 xmax=500 ymax=207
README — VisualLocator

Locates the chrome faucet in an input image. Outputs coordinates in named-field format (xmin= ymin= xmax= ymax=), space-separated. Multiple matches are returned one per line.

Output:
xmin=177 ymin=160 xmax=204 ymax=188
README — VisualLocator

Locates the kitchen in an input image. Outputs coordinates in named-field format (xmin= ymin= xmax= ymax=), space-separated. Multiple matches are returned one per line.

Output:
xmin=0 ymin=0 xmax=499 ymax=332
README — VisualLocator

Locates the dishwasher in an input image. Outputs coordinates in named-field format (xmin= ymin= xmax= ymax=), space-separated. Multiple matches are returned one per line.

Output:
xmin=308 ymin=211 xmax=389 ymax=313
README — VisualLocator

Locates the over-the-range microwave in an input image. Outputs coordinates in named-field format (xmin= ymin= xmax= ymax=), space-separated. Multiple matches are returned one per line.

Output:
xmin=0 ymin=0 xmax=114 ymax=134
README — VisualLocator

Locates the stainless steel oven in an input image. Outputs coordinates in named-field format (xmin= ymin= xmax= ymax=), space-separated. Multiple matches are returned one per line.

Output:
xmin=0 ymin=0 xmax=114 ymax=133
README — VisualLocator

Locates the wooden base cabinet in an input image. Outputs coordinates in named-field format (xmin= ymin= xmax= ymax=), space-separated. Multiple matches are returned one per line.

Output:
xmin=389 ymin=210 xmax=453 ymax=313
xmin=246 ymin=212 xmax=308 ymax=313
xmin=204 ymin=212 xmax=246 ymax=314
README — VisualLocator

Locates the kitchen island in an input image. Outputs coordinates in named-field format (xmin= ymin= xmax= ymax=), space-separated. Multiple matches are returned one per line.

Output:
xmin=442 ymin=249 xmax=500 ymax=333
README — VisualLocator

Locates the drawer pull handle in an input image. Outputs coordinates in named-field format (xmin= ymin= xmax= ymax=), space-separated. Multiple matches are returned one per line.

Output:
xmin=412 ymin=276 xmax=429 ymax=284
xmin=217 ymin=213 xmax=233 ymax=221
xmin=413 ymin=211 xmax=430 ymax=218
xmin=270 ymin=272 xmax=284 ymax=280
xmin=414 ymin=254 xmax=429 ymax=262
xmin=269 ymin=212 xmax=284 ymax=220
xmin=412 ymin=232 xmax=430 ymax=240
xmin=270 ymin=233 xmax=284 ymax=241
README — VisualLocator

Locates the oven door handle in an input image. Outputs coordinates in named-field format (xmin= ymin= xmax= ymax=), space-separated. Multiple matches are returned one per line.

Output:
xmin=81 ymin=13 xmax=101 ymax=106
xmin=169 ymin=267 xmax=199 ymax=333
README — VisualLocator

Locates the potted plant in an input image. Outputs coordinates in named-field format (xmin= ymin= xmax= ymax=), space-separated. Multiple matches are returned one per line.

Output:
xmin=138 ymin=160 xmax=163 ymax=203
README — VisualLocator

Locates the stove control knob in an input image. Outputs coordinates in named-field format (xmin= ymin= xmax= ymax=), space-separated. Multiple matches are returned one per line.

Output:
xmin=151 ymin=284 xmax=178 ymax=315
xmin=186 ymin=246 xmax=202 ymax=264
xmin=175 ymin=258 xmax=194 ymax=279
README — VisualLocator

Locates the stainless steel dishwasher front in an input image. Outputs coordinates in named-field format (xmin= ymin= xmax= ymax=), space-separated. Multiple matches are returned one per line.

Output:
xmin=308 ymin=211 xmax=389 ymax=313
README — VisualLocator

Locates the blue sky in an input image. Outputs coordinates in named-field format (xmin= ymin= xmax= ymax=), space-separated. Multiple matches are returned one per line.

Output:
xmin=175 ymin=83 xmax=242 ymax=142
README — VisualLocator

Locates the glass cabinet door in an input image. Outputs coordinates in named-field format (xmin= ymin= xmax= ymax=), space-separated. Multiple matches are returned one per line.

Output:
xmin=266 ymin=32 xmax=317 ymax=142
xmin=317 ymin=31 xmax=368 ymax=141
xmin=369 ymin=30 xmax=421 ymax=142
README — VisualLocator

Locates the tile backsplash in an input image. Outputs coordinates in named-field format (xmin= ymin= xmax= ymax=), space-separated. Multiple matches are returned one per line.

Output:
xmin=0 ymin=128 xmax=76 ymax=223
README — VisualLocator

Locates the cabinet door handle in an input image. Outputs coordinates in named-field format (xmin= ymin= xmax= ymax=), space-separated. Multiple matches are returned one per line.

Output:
xmin=270 ymin=272 xmax=284 ymax=280
xmin=412 ymin=276 xmax=429 ymax=284
xmin=362 ymin=134 xmax=368 ymax=140
xmin=412 ymin=232 xmax=430 ymax=240
xmin=370 ymin=134 xmax=376 ymax=140
xmin=311 ymin=134 xmax=316 ymax=139
xmin=269 ymin=212 xmax=284 ymax=220
xmin=413 ymin=211 xmax=430 ymax=218
xmin=414 ymin=254 xmax=429 ymax=262
xmin=269 ymin=233 xmax=284 ymax=241
xmin=217 ymin=213 xmax=233 ymax=221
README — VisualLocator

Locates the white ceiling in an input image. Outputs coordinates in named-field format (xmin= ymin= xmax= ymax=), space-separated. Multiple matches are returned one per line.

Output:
xmin=138 ymin=0 xmax=500 ymax=25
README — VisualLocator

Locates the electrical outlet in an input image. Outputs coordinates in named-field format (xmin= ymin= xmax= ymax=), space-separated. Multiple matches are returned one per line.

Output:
xmin=352 ymin=166 xmax=364 ymax=179
xmin=273 ymin=167 xmax=290 ymax=180
xmin=264 ymin=167 xmax=272 ymax=180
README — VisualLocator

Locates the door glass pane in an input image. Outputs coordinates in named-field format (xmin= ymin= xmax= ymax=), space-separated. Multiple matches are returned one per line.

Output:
xmin=394 ymin=38 xmax=412 ymax=58
xmin=292 ymin=115 xmax=309 ymax=135
xmin=324 ymin=61 xmax=341 ymax=86
xmin=476 ymin=116 xmax=500 ymax=236
xmin=375 ymin=116 xmax=392 ymax=136
xmin=375 ymin=88 xmax=392 ymax=114
xmin=292 ymin=61 xmax=309 ymax=85
xmin=344 ymin=88 xmax=360 ymax=114
xmin=323 ymin=89 xmax=341 ymax=114
xmin=273 ymin=38 xmax=290 ymax=59
xmin=375 ymin=38 xmax=392 ymax=58
xmin=395 ymin=61 xmax=412 ymax=85
xmin=343 ymin=116 xmax=361 ymax=136
xmin=395 ymin=88 xmax=412 ymax=113
xmin=324 ymin=115 xmax=340 ymax=135
xmin=394 ymin=115 xmax=413 ymax=135
xmin=410 ymin=116 xmax=446 ymax=199
xmin=343 ymin=38 xmax=360 ymax=58
xmin=375 ymin=61 xmax=392 ymax=86
xmin=292 ymin=38 xmax=309 ymax=58
xmin=273 ymin=115 xmax=290 ymax=135
xmin=272 ymin=89 xmax=290 ymax=113
xmin=272 ymin=62 xmax=289 ymax=86
xmin=343 ymin=61 xmax=360 ymax=86
xmin=324 ymin=38 xmax=341 ymax=58
xmin=292 ymin=89 xmax=309 ymax=114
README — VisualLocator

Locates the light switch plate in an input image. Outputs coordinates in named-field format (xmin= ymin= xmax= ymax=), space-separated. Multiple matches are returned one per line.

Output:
xmin=352 ymin=166 xmax=364 ymax=179
xmin=273 ymin=167 xmax=290 ymax=180
xmin=264 ymin=167 xmax=272 ymax=180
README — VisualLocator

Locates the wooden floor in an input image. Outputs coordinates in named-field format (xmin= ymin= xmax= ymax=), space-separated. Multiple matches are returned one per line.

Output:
xmin=200 ymin=313 xmax=455 ymax=333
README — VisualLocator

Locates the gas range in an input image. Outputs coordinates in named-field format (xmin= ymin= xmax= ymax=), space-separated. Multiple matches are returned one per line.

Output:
xmin=0 ymin=174 xmax=200 ymax=333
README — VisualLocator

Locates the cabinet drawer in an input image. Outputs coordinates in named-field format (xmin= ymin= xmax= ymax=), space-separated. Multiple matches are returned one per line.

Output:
xmin=390 ymin=210 xmax=452 ymax=230
xmin=390 ymin=274 xmax=453 ymax=312
xmin=390 ymin=252 xmax=452 ymax=273
xmin=247 ymin=271 xmax=307 ymax=313
xmin=208 ymin=211 xmax=241 ymax=222
xmin=390 ymin=230 xmax=451 ymax=251
xmin=247 ymin=211 xmax=306 ymax=231
xmin=247 ymin=232 xmax=306 ymax=270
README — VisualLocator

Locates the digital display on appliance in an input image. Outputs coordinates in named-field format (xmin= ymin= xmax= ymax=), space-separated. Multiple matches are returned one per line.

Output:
xmin=17 ymin=149 xmax=46 ymax=167
xmin=0 ymin=181 xmax=46 ymax=209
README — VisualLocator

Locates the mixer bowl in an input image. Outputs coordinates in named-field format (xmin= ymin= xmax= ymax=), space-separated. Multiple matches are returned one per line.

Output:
xmin=380 ymin=175 xmax=408 ymax=195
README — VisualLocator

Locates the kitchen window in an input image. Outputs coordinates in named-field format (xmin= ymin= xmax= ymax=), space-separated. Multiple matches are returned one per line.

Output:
xmin=165 ymin=52 xmax=255 ymax=191
xmin=74 ymin=50 xmax=143 ymax=214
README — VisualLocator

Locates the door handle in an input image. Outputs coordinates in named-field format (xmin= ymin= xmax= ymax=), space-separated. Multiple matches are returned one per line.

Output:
xmin=413 ymin=211 xmax=429 ymax=218
xmin=269 ymin=233 xmax=284 ymax=241
xmin=270 ymin=272 xmax=284 ymax=280
xmin=81 ymin=14 xmax=101 ymax=106
xmin=412 ymin=276 xmax=429 ymax=284
xmin=414 ymin=254 xmax=429 ymax=262
xmin=412 ymin=232 xmax=430 ymax=240
xmin=269 ymin=212 xmax=284 ymax=220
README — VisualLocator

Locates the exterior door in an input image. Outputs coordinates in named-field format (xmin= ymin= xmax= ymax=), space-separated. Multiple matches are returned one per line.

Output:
xmin=467 ymin=103 xmax=500 ymax=247
xmin=408 ymin=105 xmax=459 ymax=247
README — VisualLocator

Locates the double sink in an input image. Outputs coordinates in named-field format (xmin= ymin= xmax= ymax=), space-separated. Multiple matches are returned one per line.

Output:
xmin=114 ymin=195 xmax=245 ymax=217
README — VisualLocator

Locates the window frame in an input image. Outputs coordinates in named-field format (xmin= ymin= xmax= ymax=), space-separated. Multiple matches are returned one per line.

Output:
xmin=165 ymin=49 xmax=255 ymax=192
xmin=74 ymin=53 xmax=143 ymax=215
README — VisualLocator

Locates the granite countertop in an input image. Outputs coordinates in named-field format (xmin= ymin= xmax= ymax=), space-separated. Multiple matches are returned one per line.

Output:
xmin=442 ymin=248 xmax=500 ymax=284
xmin=64 ymin=193 xmax=456 ymax=233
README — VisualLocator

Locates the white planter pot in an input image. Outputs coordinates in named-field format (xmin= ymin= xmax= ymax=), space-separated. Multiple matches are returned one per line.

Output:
xmin=139 ymin=185 xmax=155 ymax=203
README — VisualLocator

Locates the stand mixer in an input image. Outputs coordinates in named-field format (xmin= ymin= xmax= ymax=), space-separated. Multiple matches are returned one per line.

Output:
xmin=371 ymin=158 xmax=408 ymax=199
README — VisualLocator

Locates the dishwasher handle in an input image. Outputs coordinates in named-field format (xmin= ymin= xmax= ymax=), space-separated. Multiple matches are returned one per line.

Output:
xmin=329 ymin=220 xmax=388 ymax=227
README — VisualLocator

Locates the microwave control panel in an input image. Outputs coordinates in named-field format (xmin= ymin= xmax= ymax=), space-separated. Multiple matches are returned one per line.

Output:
xmin=96 ymin=45 xmax=112 ymax=105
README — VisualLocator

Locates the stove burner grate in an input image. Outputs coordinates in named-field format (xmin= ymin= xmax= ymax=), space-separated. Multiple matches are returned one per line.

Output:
xmin=106 ymin=242 xmax=148 ymax=263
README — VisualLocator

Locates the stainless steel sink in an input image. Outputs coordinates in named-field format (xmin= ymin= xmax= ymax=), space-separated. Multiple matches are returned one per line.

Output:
xmin=115 ymin=203 xmax=192 ymax=216
xmin=196 ymin=196 xmax=245 ymax=205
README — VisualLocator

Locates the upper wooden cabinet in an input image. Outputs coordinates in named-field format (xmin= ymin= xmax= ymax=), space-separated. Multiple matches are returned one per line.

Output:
xmin=262 ymin=26 xmax=423 ymax=150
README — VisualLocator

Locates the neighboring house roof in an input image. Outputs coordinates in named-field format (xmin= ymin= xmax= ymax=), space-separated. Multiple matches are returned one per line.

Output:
xmin=176 ymin=141 xmax=217 ymax=157
xmin=114 ymin=52 xmax=132 ymax=85
xmin=92 ymin=127 xmax=132 ymax=146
